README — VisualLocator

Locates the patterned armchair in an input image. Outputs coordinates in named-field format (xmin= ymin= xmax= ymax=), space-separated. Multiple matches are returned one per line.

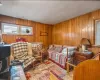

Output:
xmin=32 ymin=43 xmax=43 ymax=63
xmin=11 ymin=42 xmax=35 ymax=69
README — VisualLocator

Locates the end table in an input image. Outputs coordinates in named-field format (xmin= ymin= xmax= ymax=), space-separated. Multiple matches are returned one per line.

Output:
xmin=66 ymin=61 xmax=76 ymax=74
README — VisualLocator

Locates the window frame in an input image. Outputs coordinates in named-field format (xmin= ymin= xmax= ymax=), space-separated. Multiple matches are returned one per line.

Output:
xmin=1 ymin=23 xmax=19 ymax=35
xmin=95 ymin=19 xmax=100 ymax=46
xmin=20 ymin=26 xmax=33 ymax=35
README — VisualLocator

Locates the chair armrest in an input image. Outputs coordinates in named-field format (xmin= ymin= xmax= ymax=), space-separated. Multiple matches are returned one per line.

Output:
xmin=10 ymin=54 xmax=14 ymax=61
xmin=27 ymin=43 xmax=33 ymax=56
xmin=19 ymin=60 xmax=24 ymax=62
xmin=10 ymin=46 xmax=14 ymax=61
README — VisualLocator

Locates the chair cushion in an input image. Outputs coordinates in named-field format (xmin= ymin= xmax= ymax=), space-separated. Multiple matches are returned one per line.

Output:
xmin=21 ymin=56 xmax=35 ymax=68
xmin=12 ymin=42 xmax=28 ymax=59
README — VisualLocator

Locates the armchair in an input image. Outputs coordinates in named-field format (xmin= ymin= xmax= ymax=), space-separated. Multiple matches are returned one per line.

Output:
xmin=11 ymin=42 xmax=35 ymax=69
xmin=32 ymin=44 xmax=43 ymax=63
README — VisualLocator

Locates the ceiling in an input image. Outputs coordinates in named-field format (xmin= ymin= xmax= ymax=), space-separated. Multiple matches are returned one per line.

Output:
xmin=0 ymin=0 xmax=100 ymax=24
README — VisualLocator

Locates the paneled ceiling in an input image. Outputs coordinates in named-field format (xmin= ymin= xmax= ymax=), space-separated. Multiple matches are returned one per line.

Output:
xmin=0 ymin=0 xmax=100 ymax=24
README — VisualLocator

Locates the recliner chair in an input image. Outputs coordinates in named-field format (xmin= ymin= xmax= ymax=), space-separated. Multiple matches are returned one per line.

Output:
xmin=11 ymin=42 xmax=35 ymax=69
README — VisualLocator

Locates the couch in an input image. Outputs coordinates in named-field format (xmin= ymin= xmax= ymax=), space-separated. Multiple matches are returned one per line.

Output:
xmin=48 ymin=44 xmax=76 ymax=68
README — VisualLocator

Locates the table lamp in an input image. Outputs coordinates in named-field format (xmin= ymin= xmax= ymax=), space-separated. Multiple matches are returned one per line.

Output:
xmin=80 ymin=38 xmax=91 ymax=52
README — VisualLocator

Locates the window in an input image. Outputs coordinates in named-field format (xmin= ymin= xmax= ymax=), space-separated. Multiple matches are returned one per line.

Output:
xmin=20 ymin=26 xmax=33 ymax=35
xmin=95 ymin=20 xmax=100 ymax=45
xmin=1 ymin=23 xmax=33 ymax=35
xmin=2 ymin=23 xmax=19 ymax=34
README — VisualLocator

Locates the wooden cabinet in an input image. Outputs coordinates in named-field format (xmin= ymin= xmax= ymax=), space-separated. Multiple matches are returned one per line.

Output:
xmin=73 ymin=51 xmax=93 ymax=65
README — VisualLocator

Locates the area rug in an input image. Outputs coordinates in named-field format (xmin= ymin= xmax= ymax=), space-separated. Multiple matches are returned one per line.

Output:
xmin=28 ymin=61 xmax=73 ymax=80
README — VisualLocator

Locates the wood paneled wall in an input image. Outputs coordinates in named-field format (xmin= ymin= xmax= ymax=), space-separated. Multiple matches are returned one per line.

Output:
xmin=0 ymin=15 xmax=52 ymax=47
xmin=52 ymin=9 xmax=100 ymax=46
xmin=35 ymin=23 xmax=52 ymax=47
xmin=1 ymin=9 xmax=100 ymax=50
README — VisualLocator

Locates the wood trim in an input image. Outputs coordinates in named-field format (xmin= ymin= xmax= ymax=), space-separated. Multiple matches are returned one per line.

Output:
xmin=92 ymin=53 xmax=100 ymax=60
xmin=94 ymin=19 xmax=100 ymax=45
xmin=74 ymin=60 xmax=100 ymax=80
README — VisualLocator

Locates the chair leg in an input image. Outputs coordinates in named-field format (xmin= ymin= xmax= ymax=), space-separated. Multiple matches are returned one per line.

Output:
xmin=32 ymin=62 xmax=35 ymax=69
xmin=41 ymin=57 xmax=42 ymax=63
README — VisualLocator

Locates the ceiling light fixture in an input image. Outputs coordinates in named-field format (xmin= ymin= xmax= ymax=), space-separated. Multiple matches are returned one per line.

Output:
xmin=0 ymin=2 xmax=3 ymax=6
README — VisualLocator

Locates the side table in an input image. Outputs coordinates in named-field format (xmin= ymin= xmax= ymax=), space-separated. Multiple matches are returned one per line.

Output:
xmin=66 ymin=61 xmax=76 ymax=73
xmin=73 ymin=51 xmax=93 ymax=65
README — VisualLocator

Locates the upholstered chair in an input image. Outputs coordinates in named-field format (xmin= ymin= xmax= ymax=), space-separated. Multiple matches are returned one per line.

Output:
xmin=11 ymin=42 xmax=35 ymax=69
xmin=32 ymin=44 xmax=43 ymax=63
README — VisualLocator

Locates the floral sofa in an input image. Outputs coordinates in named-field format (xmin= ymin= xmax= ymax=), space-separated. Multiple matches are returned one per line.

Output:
xmin=48 ymin=44 xmax=77 ymax=68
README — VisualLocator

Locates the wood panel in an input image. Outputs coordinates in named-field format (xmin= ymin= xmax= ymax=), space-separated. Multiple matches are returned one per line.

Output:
xmin=74 ymin=60 xmax=100 ymax=80
xmin=52 ymin=9 xmax=100 ymax=46
xmin=88 ymin=47 xmax=100 ymax=55
xmin=35 ymin=23 xmax=52 ymax=47
xmin=0 ymin=15 xmax=52 ymax=47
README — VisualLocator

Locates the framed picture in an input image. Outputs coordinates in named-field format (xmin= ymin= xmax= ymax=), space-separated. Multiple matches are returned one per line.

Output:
xmin=20 ymin=26 xmax=33 ymax=35
xmin=40 ymin=31 xmax=48 ymax=36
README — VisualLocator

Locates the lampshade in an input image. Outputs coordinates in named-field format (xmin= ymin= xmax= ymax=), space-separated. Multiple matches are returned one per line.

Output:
xmin=80 ymin=38 xmax=91 ymax=45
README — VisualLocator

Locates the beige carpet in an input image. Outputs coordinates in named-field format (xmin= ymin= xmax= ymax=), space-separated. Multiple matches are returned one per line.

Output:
xmin=28 ymin=61 xmax=73 ymax=80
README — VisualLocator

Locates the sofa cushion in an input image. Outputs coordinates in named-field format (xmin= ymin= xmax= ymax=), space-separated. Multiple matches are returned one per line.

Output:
xmin=48 ymin=45 xmax=55 ymax=50
xmin=62 ymin=46 xmax=76 ymax=57
xmin=61 ymin=48 xmax=67 ymax=55
xmin=48 ymin=45 xmax=55 ymax=54
xmin=54 ymin=47 xmax=62 ymax=52
xmin=67 ymin=47 xmax=76 ymax=52
xmin=49 ymin=45 xmax=54 ymax=49
xmin=54 ymin=44 xmax=62 ymax=47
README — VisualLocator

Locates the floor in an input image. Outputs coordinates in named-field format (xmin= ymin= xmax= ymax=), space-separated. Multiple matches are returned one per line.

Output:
xmin=28 ymin=61 xmax=73 ymax=80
